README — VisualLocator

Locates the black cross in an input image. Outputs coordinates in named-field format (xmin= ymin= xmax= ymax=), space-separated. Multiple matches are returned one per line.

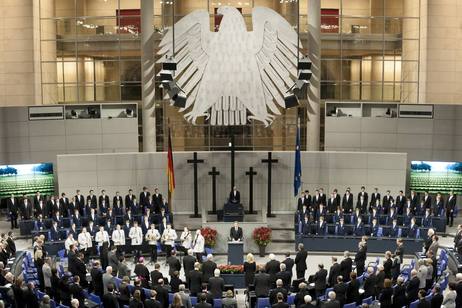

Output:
xmin=262 ymin=152 xmax=278 ymax=217
xmin=187 ymin=152 xmax=204 ymax=218
xmin=208 ymin=167 xmax=220 ymax=215
xmin=245 ymin=167 xmax=257 ymax=214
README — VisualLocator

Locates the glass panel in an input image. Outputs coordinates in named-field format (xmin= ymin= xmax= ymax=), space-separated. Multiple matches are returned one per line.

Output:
xmin=400 ymin=60 xmax=419 ymax=83
xmin=118 ymin=16 xmax=141 ymax=39
xmin=78 ymin=0 xmax=118 ymax=17
xmin=41 ymin=41 xmax=59 ymax=61
xmin=400 ymin=82 xmax=418 ymax=103
xmin=120 ymin=40 xmax=141 ymax=57
xmin=383 ymin=59 xmax=400 ymax=82
xmin=341 ymin=83 xmax=361 ymax=101
xmin=386 ymin=0 xmax=419 ymax=17
xmin=42 ymin=83 xmax=62 ymax=104
xmin=401 ymin=39 xmax=419 ymax=61
xmin=342 ymin=0 xmax=384 ymax=17
xmin=120 ymin=60 xmax=141 ymax=82
xmin=342 ymin=17 xmax=384 ymax=35
xmin=383 ymin=82 xmax=398 ymax=101
xmin=62 ymin=61 xmax=78 ymax=83
xmin=321 ymin=81 xmax=341 ymax=100
xmin=176 ymin=0 xmax=208 ymax=16
xmin=121 ymin=83 xmax=142 ymax=100
xmin=80 ymin=83 xmax=121 ymax=101
xmin=400 ymin=18 xmax=419 ymax=40
xmin=64 ymin=84 xmax=79 ymax=102
xmin=76 ymin=17 xmax=118 ymax=39
xmin=341 ymin=59 xmax=362 ymax=82
xmin=321 ymin=59 xmax=342 ymax=81
xmin=54 ymin=0 xmax=75 ymax=18
xmin=42 ymin=62 xmax=60 ymax=83
xmin=76 ymin=41 xmax=120 ymax=59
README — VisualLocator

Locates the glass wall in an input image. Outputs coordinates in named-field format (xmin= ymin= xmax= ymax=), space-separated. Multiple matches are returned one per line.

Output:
xmin=39 ymin=0 xmax=420 ymax=150
xmin=319 ymin=0 xmax=420 ymax=103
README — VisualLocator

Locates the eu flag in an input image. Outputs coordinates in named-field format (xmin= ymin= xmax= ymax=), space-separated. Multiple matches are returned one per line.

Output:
xmin=294 ymin=123 xmax=302 ymax=196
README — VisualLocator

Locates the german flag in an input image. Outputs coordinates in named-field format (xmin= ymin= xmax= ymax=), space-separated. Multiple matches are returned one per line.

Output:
xmin=167 ymin=128 xmax=175 ymax=195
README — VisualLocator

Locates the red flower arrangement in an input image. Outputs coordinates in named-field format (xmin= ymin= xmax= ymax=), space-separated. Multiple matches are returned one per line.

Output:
xmin=253 ymin=227 xmax=272 ymax=246
xmin=218 ymin=264 xmax=244 ymax=274
xmin=201 ymin=227 xmax=218 ymax=247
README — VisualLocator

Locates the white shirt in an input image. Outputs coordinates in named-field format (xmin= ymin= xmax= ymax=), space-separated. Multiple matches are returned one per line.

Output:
xmin=145 ymin=228 xmax=161 ymax=245
xmin=129 ymin=226 xmax=143 ymax=245
xmin=95 ymin=230 xmax=109 ymax=246
xmin=78 ymin=232 xmax=93 ymax=249
xmin=180 ymin=231 xmax=192 ymax=249
xmin=112 ymin=229 xmax=126 ymax=246
xmin=192 ymin=234 xmax=204 ymax=253
xmin=162 ymin=228 xmax=177 ymax=246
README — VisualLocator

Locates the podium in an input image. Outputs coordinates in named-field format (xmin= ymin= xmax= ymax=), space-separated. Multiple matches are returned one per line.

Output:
xmin=228 ymin=241 xmax=244 ymax=265
xmin=223 ymin=202 xmax=244 ymax=222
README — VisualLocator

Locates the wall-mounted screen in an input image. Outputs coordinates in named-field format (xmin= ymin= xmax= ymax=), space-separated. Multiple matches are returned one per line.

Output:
xmin=0 ymin=163 xmax=54 ymax=199
xmin=410 ymin=161 xmax=462 ymax=193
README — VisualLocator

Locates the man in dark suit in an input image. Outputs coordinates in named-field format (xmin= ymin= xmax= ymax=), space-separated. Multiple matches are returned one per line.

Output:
xmin=410 ymin=191 xmax=418 ymax=213
xmin=152 ymin=188 xmax=163 ymax=213
xmin=319 ymin=188 xmax=327 ymax=207
xmin=7 ymin=194 xmax=18 ymax=229
xmin=328 ymin=257 xmax=341 ymax=287
xmin=229 ymin=221 xmax=243 ymax=241
xmin=113 ymin=191 xmax=123 ymax=208
xmin=282 ymin=252 xmax=295 ymax=281
xmin=407 ymin=218 xmax=418 ymax=238
xmin=102 ymin=283 xmax=119 ymax=308
xmin=139 ymin=186 xmax=151 ymax=208
xmin=297 ymin=191 xmax=309 ymax=212
xmin=340 ymin=251 xmax=352 ymax=282
xmin=153 ymin=279 xmax=169 ymax=308
xmin=423 ymin=191 xmax=432 ymax=210
xmin=335 ymin=218 xmax=347 ymax=236
xmin=144 ymin=289 xmax=162 ymax=308
xmin=353 ymin=217 xmax=365 ymax=236
xmin=208 ymin=269 xmax=224 ymax=299
xmin=69 ymin=276 xmax=86 ymax=308
xmin=316 ymin=216 xmax=327 ymax=235
xmin=254 ymin=265 xmax=271 ymax=297
xmin=90 ymin=261 xmax=104 ymax=297
xmin=275 ymin=263 xmax=291 ymax=291
xmin=295 ymin=243 xmax=308 ymax=279
xmin=99 ymin=190 xmax=110 ymax=208
xmin=270 ymin=279 xmax=288 ymax=305
xmin=183 ymin=249 xmax=196 ymax=281
xmin=272 ymin=292 xmax=290 ymax=308
xmin=195 ymin=293 xmax=212 ymax=308
xmin=396 ymin=190 xmax=406 ymax=214
xmin=313 ymin=263 xmax=328 ymax=298
xmin=357 ymin=186 xmax=368 ymax=206
xmin=333 ymin=276 xmax=347 ymax=307
xmin=406 ymin=270 xmax=420 ymax=304
xmin=342 ymin=189 xmax=353 ymax=214
xmin=382 ymin=190 xmax=393 ymax=214
xmin=363 ymin=267 xmax=377 ymax=298
xmin=167 ymin=251 xmax=181 ymax=277
xmin=75 ymin=190 xmax=85 ymax=210
xmin=229 ymin=186 xmax=240 ymax=204
xmin=86 ymin=190 xmax=97 ymax=208
xmin=59 ymin=193 xmax=69 ymax=217
xmin=327 ymin=193 xmax=338 ymax=213
xmin=370 ymin=188 xmax=381 ymax=209
xmin=447 ymin=191 xmax=456 ymax=227
xmin=150 ymin=263 xmax=164 ymax=288
xmin=354 ymin=242 xmax=367 ymax=276
xmin=188 ymin=263 xmax=203 ymax=296
xmin=266 ymin=254 xmax=281 ymax=287
xmin=20 ymin=194 xmax=33 ymax=220
xmin=356 ymin=196 xmax=367 ymax=214
xmin=321 ymin=292 xmax=340 ymax=308
xmin=125 ymin=189 xmax=135 ymax=211
xmin=201 ymin=254 xmax=217 ymax=283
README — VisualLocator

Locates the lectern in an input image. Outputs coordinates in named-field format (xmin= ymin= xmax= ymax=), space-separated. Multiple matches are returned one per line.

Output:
xmin=228 ymin=241 xmax=244 ymax=265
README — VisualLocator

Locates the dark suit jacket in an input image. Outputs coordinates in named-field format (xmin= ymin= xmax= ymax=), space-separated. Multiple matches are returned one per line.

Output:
xmin=282 ymin=258 xmax=294 ymax=277
xmin=363 ymin=274 xmax=377 ymax=297
xmin=230 ymin=227 xmax=243 ymax=241
xmin=430 ymin=293 xmax=443 ymax=308
xmin=150 ymin=270 xmax=164 ymax=287
xmin=20 ymin=199 xmax=33 ymax=219
xmin=254 ymin=272 xmax=271 ymax=297
xmin=342 ymin=194 xmax=353 ymax=213
xmin=272 ymin=303 xmax=289 ymax=308
xmin=295 ymin=250 xmax=308 ymax=271
xmin=7 ymin=198 xmax=18 ymax=214
xmin=269 ymin=287 xmax=288 ymax=305
xmin=275 ymin=270 xmax=291 ymax=290
xmin=340 ymin=258 xmax=352 ymax=282
xmin=144 ymin=299 xmax=162 ymax=308
xmin=188 ymin=270 xmax=202 ymax=294
xmin=357 ymin=192 xmax=368 ymax=206
xmin=201 ymin=260 xmax=217 ymax=282
xmin=102 ymin=292 xmax=120 ymax=308
xmin=86 ymin=195 xmax=97 ymax=208
xmin=183 ymin=255 xmax=196 ymax=279
xmin=328 ymin=263 xmax=341 ymax=287
xmin=152 ymin=194 xmax=163 ymax=212
xmin=314 ymin=268 xmax=328 ymax=291
xmin=208 ymin=276 xmax=224 ymax=299
xmin=139 ymin=191 xmax=151 ymax=206
xmin=167 ymin=256 xmax=181 ymax=277
xmin=153 ymin=285 xmax=169 ymax=308
xmin=406 ymin=277 xmax=420 ymax=302
xmin=321 ymin=300 xmax=340 ymax=308
xmin=229 ymin=190 xmax=240 ymax=203
xmin=333 ymin=282 xmax=347 ymax=305
xmin=266 ymin=259 xmax=281 ymax=283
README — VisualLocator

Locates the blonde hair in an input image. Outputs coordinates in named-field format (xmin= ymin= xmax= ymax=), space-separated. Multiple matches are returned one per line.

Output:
xmin=246 ymin=253 xmax=255 ymax=263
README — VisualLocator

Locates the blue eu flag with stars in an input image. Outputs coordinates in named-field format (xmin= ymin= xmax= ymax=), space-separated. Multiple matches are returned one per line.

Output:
xmin=294 ymin=123 xmax=301 ymax=196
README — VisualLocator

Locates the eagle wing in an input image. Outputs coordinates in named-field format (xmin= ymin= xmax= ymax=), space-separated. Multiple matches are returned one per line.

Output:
xmin=251 ymin=7 xmax=301 ymax=113
xmin=157 ymin=10 xmax=212 ymax=113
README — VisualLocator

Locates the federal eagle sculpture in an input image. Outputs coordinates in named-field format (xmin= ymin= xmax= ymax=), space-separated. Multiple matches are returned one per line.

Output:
xmin=157 ymin=6 xmax=302 ymax=126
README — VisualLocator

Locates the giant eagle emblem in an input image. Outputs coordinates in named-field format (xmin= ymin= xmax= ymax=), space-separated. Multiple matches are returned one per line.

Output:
xmin=157 ymin=6 xmax=302 ymax=126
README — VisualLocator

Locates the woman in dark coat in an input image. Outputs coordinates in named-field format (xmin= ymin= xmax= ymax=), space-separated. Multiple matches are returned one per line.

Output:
xmin=379 ymin=279 xmax=393 ymax=308
xmin=346 ymin=272 xmax=360 ymax=305
xmin=244 ymin=253 xmax=256 ymax=287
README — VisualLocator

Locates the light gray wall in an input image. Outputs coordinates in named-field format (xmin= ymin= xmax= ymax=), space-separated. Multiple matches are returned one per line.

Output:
xmin=57 ymin=151 xmax=407 ymax=214
xmin=325 ymin=105 xmax=462 ymax=162
xmin=0 ymin=107 xmax=139 ymax=166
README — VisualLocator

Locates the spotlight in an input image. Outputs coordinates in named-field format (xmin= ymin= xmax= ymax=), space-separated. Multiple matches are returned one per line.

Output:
xmin=159 ymin=70 xmax=173 ymax=81
xmin=162 ymin=57 xmax=177 ymax=71
xmin=284 ymin=93 xmax=299 ymax=109
xmin=298 ymin=57 xmax=312 ymax=70
xmin=298 ymin=70 xmax=312 ymax=81
xmin=293 ymin=80 xmax=309 ymax=98
xmin=172 ymin=93 xmax=187 ymax=108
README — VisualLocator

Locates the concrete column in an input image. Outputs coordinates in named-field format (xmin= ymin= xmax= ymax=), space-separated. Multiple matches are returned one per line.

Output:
xmin=141 ymin=0 xmax=157 ymax=152
xmin=306 ymin=0 xmax=321 ymax=150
